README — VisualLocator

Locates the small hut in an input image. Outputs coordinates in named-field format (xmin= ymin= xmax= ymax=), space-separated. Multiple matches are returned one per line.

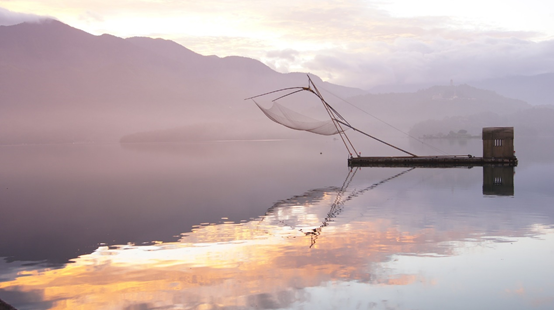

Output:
xmin=483 ymin=127 xmax=514 ymax=159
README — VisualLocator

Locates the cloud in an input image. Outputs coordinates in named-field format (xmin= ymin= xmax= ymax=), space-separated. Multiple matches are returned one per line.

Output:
xmin=229 ymin=0 xmax=554 ymax=88
xmin=0 ymin=7 xmax=48 ymax=26
xmin=266 ymin=49 xmax=299 ymax=62
xmin=3 ymin=1 xmax=554 ymax=89
xmin=300 ymin=35 xmax=554 ymax=89
xmin=78 ymin=10 xmax=104 ymax=23
xmin=263 ymin=49 xmax=301 ymax=73
xmin=174 ymin=35 xmax=270 ymax=57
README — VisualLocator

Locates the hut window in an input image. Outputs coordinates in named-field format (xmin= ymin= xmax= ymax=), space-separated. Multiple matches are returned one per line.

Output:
xmin=494 ymin=177 xmax=503 ymax=185
xmin=494 ymin=139 xmax=503 ymax=146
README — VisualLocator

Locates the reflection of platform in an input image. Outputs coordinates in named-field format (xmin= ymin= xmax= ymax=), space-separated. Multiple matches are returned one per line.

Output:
xmin=483 ymin=166 xmax=514 ymax=196
xmin=348 ymin=156 xmax=518 ymax=167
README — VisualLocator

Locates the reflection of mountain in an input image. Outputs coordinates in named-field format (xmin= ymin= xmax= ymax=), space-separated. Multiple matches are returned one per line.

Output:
xmin=0 ymin=139 xmax=358 ymax=266
xmin=1 ymin=165 xmax=553 ymax=309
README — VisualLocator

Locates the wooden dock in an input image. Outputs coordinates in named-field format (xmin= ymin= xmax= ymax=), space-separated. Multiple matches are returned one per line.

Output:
xmin=348 ymin=155 xmax=518 ymax=167
xmin=349 ymin=127 xmax=518 ymax=168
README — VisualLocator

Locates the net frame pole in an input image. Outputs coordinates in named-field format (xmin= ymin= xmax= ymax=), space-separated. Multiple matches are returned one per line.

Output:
xmin=305 ymin=76 xmax=359 ymax=157
xmin=305 ymin=75 xmax=417 ymax=158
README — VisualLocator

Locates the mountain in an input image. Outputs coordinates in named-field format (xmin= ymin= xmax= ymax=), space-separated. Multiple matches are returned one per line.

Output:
xmin=0 ymin=19 xmax=365 ymax=144
xmin=470 ymin=73 xmax=554 ymax=106
xmin=1 ymin=19 xmax=550 ymax=145
xmin=409 ymin=106 xmax=554 ymax=138
xmin=349 ymin=83 xmax=554 ymax=139
xmin=369 ymin=82 xmax=435 ymax=94
xmin=341 ymin=84 xmax=530 ymax=135
xmin=369 ymin=73 xmax=554 ymax=106
xmin=121 ymin=83 xmax=543 ymax=143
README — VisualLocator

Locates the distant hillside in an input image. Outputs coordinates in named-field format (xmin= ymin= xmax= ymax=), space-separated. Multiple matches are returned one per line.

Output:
xmin=471 ymin=73 xmax=554 ymax=106
xmin=344 ymin=84 xmax=530 ymax=133
xmin=409 ymin=106 xmax=554 ymax=138
xmin=369 ymin=73 xmax=554 ymax=106
xmin=0 ymin=19 xmax=365 ymax=144
xmin=349 ymin=84 xmax=554 ymax=140
xmin=2 ymin=19 xmax=550 ymax=145
xmin=122 ymin=83 xmax=546 ymax=143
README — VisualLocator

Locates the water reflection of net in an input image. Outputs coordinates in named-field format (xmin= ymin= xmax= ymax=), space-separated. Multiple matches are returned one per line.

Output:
xmin=307 ymin=167 xmax=415 ymax=247
xmin=263 ymin=188 xmax=336 ymax=230
xmin=261 ymin=167 xmax=416 ymax=247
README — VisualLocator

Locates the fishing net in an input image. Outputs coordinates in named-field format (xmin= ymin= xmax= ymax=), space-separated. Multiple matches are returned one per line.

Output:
xmin=254 ymin=100 xmax=346 ymax=136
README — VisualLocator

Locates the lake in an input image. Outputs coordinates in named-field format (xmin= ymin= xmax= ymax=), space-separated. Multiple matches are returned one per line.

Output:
xmin=0 ymin=137 xmax=553 ymax=310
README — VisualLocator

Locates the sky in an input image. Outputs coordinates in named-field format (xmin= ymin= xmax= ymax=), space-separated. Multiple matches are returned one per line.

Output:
xmin=1 ymin=0 xmax=554 ymax=89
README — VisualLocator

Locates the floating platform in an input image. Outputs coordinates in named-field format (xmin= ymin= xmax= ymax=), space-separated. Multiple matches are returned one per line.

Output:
xmin=348 ymin=155 xmax=518 ymax=167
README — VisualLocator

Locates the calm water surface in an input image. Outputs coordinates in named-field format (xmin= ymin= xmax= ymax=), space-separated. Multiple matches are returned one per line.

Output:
xmin=0 ymin=138 xmax=553 ymax=310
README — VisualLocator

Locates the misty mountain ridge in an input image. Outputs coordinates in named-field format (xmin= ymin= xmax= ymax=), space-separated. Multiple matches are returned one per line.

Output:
xmin=0 ymin=19 xmax=364 ymax=144
xmin=348 ymin=84 xmax=553 ymax=139
xmin=473 ymin=73 xmax=554 ymax=106
xmin=410 ymin=105 xmax=554 ymax=138
xmin=344 ymin=84 xmax=528 ymax=127
xmin=1 ymin=19 xmax=552 ymax=144
xmin=369 ymin=73 xmax=554 ymax=106
xmin=122 ymin=83 xmax=541 ymax=143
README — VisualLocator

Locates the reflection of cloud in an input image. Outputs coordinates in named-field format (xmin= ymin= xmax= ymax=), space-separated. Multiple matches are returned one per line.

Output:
xmin=532 ymin=297 xmax=554 ymax=307
xmin=505 ymin=283 xmax=526 ymax=296
xmin=382 ymin=274 xmax=418 ymax=286
xmin=0 ymin=203 xmax=515 ymax=310
xmin=0 ymin=172 xmax=552 ymax=309
xmin=505 ymin=283 xmax=554 ymax=308
xmin=0 ymin=191 xmax=455 ymax=309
